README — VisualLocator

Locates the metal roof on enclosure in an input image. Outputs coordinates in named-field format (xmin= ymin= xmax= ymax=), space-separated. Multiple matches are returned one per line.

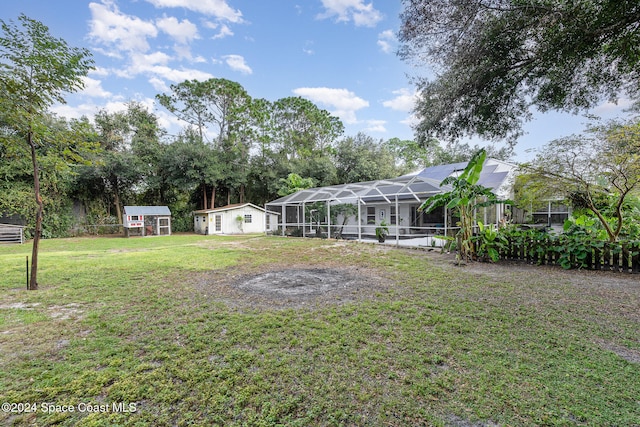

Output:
xmin=267 ymin=174 xmax=450 ymax=207
xmin=267 ymin=158 xmax=516 ymax=207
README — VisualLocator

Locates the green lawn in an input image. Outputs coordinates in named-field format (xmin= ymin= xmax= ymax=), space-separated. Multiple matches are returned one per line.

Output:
xmin=1 ymin=234 xmax=638 ymax=426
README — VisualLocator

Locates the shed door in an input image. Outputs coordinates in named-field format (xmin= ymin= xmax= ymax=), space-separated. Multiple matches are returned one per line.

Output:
xmin=215 ymin=215 xmax=222 ymax=232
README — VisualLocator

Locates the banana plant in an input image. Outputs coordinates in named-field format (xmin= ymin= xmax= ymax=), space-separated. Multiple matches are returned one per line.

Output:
xmin=420 ymin=149 xmax=511 ymax=262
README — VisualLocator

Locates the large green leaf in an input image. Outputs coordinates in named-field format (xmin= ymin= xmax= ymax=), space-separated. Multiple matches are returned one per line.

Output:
xmin=459 ymin=149 xmax=486 ymax=185
xmin=445 ymin=197 xmax=461 ymax=209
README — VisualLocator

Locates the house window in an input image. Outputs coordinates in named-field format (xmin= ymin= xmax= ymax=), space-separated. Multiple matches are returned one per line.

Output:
xmin=215 ymin=215 xmax=222 ymax=232
xmin=244 ymin=214 xmax=252 ymax=223
xmin=390 ymin=206 xmax=397 ymax=225
xmin=266 ymin=214 xmax=270 ymax=229
xmin=130 ymin=215 xmax=140 ymax=221
xmin=367 ymin=207 xmax=375 ymax=224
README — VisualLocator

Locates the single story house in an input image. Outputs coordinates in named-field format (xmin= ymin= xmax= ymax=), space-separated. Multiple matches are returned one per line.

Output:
xmin=266 ymin=158 xmax=530 ymax=246
xmin=123 ymin=206 xmax=172 ymax=237
xmin=194 ymin=203 xmax=280 ymax=235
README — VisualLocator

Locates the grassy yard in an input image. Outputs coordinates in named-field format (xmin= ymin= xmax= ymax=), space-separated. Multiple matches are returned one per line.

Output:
xmin=0 ymin=234 xmax=638 ymax=426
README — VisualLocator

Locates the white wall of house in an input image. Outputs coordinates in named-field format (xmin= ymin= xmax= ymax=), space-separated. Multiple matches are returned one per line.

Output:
xmin=194 ymin=214 xmax=209 ymax=234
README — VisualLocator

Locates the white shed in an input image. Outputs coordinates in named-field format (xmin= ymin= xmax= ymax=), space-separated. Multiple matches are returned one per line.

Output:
xmin=194 ymin=203 xmax=279 ymax=235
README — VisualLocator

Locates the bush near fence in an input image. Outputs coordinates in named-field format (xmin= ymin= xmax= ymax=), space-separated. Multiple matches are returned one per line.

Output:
xmin=474 ymin=227 xmax=640 ymax=273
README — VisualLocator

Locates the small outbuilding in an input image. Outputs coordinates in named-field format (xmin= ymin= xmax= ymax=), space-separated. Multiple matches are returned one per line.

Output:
xmin=194 ymin=203 xmax=279 ymax=235
xmin=123 ymin=206 xmax=172 ymax=237
xmin=0 ymin=224 xmax=25 ymax=244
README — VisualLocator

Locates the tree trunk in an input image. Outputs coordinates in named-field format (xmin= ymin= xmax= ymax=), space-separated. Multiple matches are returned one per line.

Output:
xmin=459 ymin=206 xmax=474 ymax=262
xmin=114 ymin=188 xmax=123 ymax=231
xmin=203 ymin=185 xmax=208 ymax=210
xmin=239 ymin=184 xmax=245 ymax=204
xmin=587 ymin=199 xmax=616 ymax=242
xmin=28 ymin=132 xmax=42 ymax=290
xmin=210 ymin=186 xmax=216 ymax=209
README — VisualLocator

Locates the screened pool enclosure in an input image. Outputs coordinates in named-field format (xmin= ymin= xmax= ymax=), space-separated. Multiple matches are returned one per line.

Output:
xmin=266 ymin=159 xmax=517 ymax=247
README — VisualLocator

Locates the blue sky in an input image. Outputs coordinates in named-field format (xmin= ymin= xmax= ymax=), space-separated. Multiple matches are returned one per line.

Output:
xmin=2 ymin=0 xmax=635 ymax=161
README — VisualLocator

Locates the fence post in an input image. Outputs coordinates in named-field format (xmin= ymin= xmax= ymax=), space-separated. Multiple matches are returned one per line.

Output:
xmin=594 ymin=245 xmax=601 ymax=271
xmin=586 ymin=243 xmax=593 ymax=270
xmin=632 ymin=242 xmax=640 ymax=273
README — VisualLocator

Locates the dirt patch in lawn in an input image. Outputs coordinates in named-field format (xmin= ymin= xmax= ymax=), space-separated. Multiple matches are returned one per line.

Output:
xmin=595 ymin=339 xmax=640 ymax=364
xmin=194 ymin=264 xmax=388 ymax=310
xmin=236 ymin=268 xmax=361 ymax=296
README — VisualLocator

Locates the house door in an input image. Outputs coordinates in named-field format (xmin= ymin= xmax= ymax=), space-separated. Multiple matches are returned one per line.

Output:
xmin=215 ymin=215 xmax=222 ymax=232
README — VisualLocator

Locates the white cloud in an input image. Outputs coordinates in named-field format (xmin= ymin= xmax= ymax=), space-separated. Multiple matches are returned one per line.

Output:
xmin=89 ymin=66 xmax=110 ymax=77
xmin=118 ymin=52 xmax=172 ymax=78
xmin=51 ymin=103 xmax=99 ymax=120
xmin=51 ymin=99 xmax=130 ymax=121
xmin=377 ymin=29 xmax=395 ymax=53
xmin=115 ymin=50 xmax=213 ymax=85
xmin=53 ymin=97 xmax=187 ymax=138
xmin=377 ymin=40 xmax=391 ymax=53
xmin=382 ymin=88 xmax=420 ymax=130
xmin=89 ymin=1 xmax=157 ymax=53
xmin=303 ymin=40 xmax=315 ymax=55
xmin=208 ymin=23 xmax=234 ymax=39
xmin=172 ymin=44 xmax=194 ymax=60
xmin=149 ymin=77 xmax=170 ymax=92
xmin=145 ymin=0 xmax=243 ymax=23
xmin=80 ymin=76 xmax=112 ymax=98
xmin=379 ymin=29 xmax=395 ymax=39
xmin=91 ymin=46 xmax=124 ymax=59
xmin=383 ymin=88 xmax=417 ymax=112
xmin=223 ymin=55 xmax=252 ymax=74
xmin=144 ymin=65 xmax=214 ymax=83
xmin=293 ymin=87 xmax=369 ymax=124
xmin=318 ymin=0 xmax=383 ymax=27
xmin=133 ymin=51 xmax=173 ymax=68
xmin=400 ymin=114 xmax=419 ymax=128
xmin=363 ymin=119 xmax=387 ymax=133
xmin=591 ymin=97 xmax=635 ymax=116
xmin=154 ymin=107 xmax=190 ymax=134
xmin=156 ymin=16 xmax=199 ymax=44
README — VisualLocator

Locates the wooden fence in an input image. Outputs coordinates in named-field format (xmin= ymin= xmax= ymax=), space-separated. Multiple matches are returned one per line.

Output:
xmin=495 ymin=238 xmax=640 ymax=273
xmin=0 ymin=224 xmax=25 ymax=244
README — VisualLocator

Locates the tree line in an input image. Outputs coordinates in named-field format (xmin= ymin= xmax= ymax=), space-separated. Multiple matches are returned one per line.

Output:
xmin=2 ymin=18 xmax=502 ymax=241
